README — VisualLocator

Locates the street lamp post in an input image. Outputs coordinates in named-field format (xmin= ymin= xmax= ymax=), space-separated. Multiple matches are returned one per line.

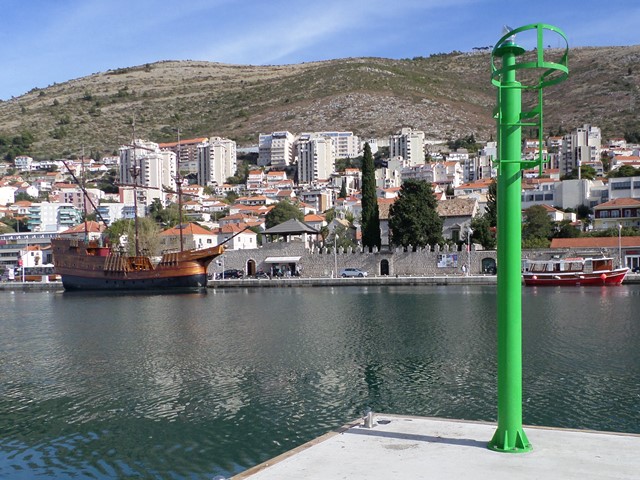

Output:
xmin=334 ymin=234 xmax=338 ymax=278
xmin=467 ymin=227 xmax=474 ymax=276
xmin=618 ymin=223 xmax=623 ymax=268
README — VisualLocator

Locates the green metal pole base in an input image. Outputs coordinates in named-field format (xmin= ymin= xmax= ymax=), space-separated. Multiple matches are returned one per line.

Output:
xmin=488 ymin=427 xmax=532 ymax=453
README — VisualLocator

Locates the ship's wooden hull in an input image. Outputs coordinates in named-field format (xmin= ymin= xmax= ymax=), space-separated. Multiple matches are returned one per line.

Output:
xmin=60 ymin=272 xmax=209 ymax=291
xmin=52 ymin=238 xmax=223 ymax=291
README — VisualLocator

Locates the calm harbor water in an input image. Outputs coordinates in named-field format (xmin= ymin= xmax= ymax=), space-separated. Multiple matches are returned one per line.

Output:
xmin=1 ymin=285 xmax=639 ymax=479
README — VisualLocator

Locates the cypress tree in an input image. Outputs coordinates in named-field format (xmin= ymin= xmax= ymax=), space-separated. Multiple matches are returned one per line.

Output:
xmin=339 ymin=178 xmax=347 ymax=199
xmin=360 ymin=142 xmax=381 ymax=250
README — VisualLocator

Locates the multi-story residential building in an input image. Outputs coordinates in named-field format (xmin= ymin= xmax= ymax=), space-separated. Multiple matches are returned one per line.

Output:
xmin=13 ymin=156 xmax=33 ymax=172
xmin=197 ymin=136 xmax=237 ymax=187
xmin=297 ymin=134 xmax=336 ymax=184
xmin=375 ymin=161 xmax=403 ymax=189
xmin=593 ymin=198 xmax=640 ymax=230
xmin=95 ymin=203 xmax=128 ymax=226
xmin=554 ymin=178 xmax=608 ymax=209
xmin=547 ymin=136 xmax=564 ymax=151
xmin=298 ymin=189 xmax=333 ymax=213
xmin=119 ymin=140 xmax=177 ymax=208
xmin=610 ymin=154 xmax=640 ymax=172
xmin=315 ymin=131 xmax=360 ymax=158
xmin=265 ymin=171 xmax=291 ymax=189
xmin=26 ymin=202 xmax=82 ymax=232
xmin=520 ymin=178 xmax=557 ymax=210
xmin=0 ymin=186 xmax=16 ymax=206
xmin=401 ymin=161 xmax=463 ymax=188
xmin=159 ymin=137 xmax=208 ymax=174
xmin=454 ymin=178 xmax=494 ymax=197
xmin=246 ymin=170 xmax=265 ymax=191
xmin=258 ymin=131 xmax=295 ymax=167
xmin=389 ymin=128 xmax=425 ymax=166
xmin=561 ymin=124 xmax=601 ymax=177
xmin=608 ymin=175 xmax=640 ymax=201
xmin=57 ymin=186 xmax=103 ymax=214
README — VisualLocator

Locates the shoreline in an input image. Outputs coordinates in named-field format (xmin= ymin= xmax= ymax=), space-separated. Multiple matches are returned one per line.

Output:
xmin=2 ymin=273 xmax=638 ymax=291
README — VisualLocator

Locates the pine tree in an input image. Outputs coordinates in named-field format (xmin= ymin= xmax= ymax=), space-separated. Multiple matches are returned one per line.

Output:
xmin=389 ymin=179 xmax=443 ymax=248
xmin=360 ymin=142 xmax=381 ymax=250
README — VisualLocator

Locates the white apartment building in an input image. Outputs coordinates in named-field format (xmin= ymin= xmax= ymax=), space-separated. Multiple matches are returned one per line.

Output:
xmin=197 ymin=137 xmax=237 ymax=187
xmin=246 ymin=170 xmax=265 ymax=191
xmin=553 ymin=178 xmax=608 ymax=209
xmin=0 ymin=186 xmax=16 ymax=206
xmin=400 ymin=161 xmax=463 ymax=188
xmin=376 ymin=157 xmax=407 ymax=189
xmin=315 ymin=131 xmax=360 ymax=158
xmin=608 ymin=175 xmax=640 ymax=201
xmin=561 ymin=124 xmax=601 ymax=177
xmin=389 ymin=128 xmax=425 ymax=166
xmin=258 ymin=131 xmax=295 ymax=167
xmin=13 ymin=156 xmax=34 ymax=171
xmin=95 ymin=203 xmax=128 ymax=226
xmin=26 ymin=202 xmax=83 ymax=232
xmin=119 ymin=140 xmax=177 ymax=207
xmin=297 ymin=134 xmax=336 ymax=184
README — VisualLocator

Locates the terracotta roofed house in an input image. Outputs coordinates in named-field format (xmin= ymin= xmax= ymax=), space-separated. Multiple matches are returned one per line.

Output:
xmin=593 ymin=198 xmax=640 ymax=231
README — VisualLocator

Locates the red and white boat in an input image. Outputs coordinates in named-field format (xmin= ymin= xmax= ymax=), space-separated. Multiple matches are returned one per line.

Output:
xmin=523 ymin=256 xmax=629 ymax=286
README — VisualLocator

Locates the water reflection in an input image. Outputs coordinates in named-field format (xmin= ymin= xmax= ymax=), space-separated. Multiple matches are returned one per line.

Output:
xmin=1 ymin=285 xmax=639 ymax=479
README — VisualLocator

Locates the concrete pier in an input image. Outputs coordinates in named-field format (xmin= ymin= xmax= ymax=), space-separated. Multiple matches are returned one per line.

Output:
xmin=233 ymin=414 xmax=640 ymax=479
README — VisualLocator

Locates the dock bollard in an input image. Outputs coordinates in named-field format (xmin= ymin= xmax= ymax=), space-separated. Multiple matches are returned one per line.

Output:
xmin=363 ymin=409 xmax=374 ymax=428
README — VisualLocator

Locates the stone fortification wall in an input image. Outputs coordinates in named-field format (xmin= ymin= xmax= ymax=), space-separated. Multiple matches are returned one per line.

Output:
xmin=210 ymin=242 xmax=625 ymax=278
xmin=210 ymin=241 xmax=499 ymax=277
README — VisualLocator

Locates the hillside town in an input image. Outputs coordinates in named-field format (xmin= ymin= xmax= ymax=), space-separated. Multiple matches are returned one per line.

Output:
xmin=1 ymin=123 xmax=640 ymax=279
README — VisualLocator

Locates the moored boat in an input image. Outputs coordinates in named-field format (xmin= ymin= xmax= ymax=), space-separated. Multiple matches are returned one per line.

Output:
xmin=52 ymin=237 xmax=224 ymax=291
xmin=523 ymin=256 xmax=629 ymax=286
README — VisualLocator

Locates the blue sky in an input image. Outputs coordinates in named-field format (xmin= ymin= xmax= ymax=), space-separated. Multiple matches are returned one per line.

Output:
xmin=1 ymin=0 xmax=638 ymax=100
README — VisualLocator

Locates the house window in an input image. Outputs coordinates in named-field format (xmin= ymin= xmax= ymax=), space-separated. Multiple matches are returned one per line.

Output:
xmin=612 ymin=181 xmax=631 ymax=190
xmin=611 ymin=210 xmax=620 ymax=218
xmin=600 ymin=211 xmax=610 ymax=218
xmin=624 ymin=209 xmax=633 ymax=218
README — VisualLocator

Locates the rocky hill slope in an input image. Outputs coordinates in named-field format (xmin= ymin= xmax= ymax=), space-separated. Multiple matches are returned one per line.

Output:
xmin=1 ymin=45 xmax=639 ymax=159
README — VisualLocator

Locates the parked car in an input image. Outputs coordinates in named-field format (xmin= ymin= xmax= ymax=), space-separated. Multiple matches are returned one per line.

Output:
xmin=340 ymin=268 xmax=368 ymax=278
xmin=216 ymin=269 xmax=244 ymax=279
xmin=254 ymin=271 xmax=269 ymax=279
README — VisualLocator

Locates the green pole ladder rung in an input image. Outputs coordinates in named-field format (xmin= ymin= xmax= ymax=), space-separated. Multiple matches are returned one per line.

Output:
xmin=491 ymin=24 xmax=569 ymax=175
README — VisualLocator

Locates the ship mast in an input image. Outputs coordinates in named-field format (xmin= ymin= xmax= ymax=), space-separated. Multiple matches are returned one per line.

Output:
xmin=130 ymin=119 xmax=140 ymax=257
xmin=176 ymin=128 xmax=184 ymax=252
xmin=81 ymin=146 xmax=89 ymax=242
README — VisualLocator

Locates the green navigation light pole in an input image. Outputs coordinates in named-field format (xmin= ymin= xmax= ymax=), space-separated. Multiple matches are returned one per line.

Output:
xmin=488 ymin=24 xmax=569 ymax=453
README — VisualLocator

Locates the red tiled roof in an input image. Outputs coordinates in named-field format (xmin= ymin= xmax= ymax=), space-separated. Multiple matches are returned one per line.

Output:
xmin=60 ymin=221 xmax=105 ymax=234
xmin=161 ymin=223 xmax=214 ymax=236
xmin=550 ymin=237 xmax=640 ymax=248
xmin=219 ymin=223 xmax=257 ymax=234
xmin=594 ymin=198 xmax=640 ymax=209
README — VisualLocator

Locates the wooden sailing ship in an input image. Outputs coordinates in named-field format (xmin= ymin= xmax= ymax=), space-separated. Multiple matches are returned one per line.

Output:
xmin=52 ymin=138 xmax=224 ymax=291
xmin=52 ymin=236 xmax=223 ymax=291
